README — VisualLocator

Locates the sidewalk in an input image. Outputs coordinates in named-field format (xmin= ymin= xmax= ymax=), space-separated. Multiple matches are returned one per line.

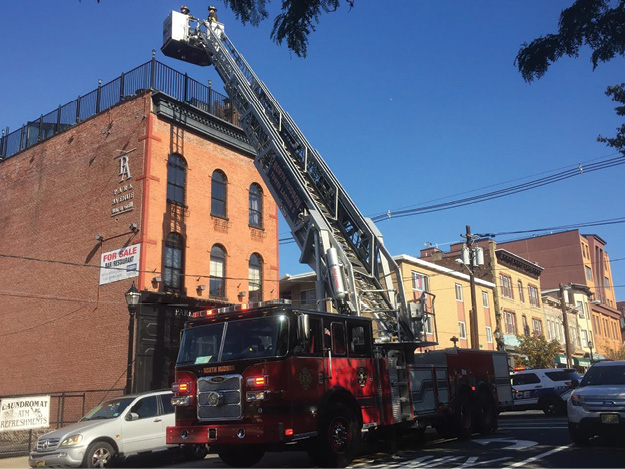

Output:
xmin=0 ymin=457 xmax=28 ymax=469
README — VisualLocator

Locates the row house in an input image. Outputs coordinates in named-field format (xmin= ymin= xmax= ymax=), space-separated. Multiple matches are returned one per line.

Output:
xmin=499 ymin=231 xmax=621 ymax=358
xmin=421 ymin=239 xmax=546 ymax=368
xmin=541 ymin=285 xmax=594 ymax=371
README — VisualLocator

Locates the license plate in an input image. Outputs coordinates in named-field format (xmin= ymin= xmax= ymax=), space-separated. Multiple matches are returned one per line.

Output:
xmin=36 ymin=461 xmax=45 ymax=468
xmin=601 ymin=413 xmax=619 ymax=424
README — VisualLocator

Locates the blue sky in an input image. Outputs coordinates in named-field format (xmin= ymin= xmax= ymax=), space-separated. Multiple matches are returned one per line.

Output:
xmin=1 ymin=1 xmax=623 ymax=301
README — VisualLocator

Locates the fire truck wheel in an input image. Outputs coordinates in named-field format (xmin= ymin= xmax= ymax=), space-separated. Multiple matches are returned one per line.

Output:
xmin=83 ymin=441 xmax=116 ymax=468
xmin=453 ymin=393 xmax=474 ymax=439
xmin=217 ymin=447 xmax=264 ymax=467
xmin=183 ymin=444 xmax=208 ymax=461
xmin=318 ymin=402 xmax=361 ymax=467
xmin=476 ymin=393 xmax=498 ymax=434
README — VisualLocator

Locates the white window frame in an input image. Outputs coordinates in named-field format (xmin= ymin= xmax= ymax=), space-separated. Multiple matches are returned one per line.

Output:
xmin=458 ymin=321 xmax=467 ymax=339
xmin=412 ymin=272 xmax=428 ymax=292
xmin=482 ymin=291 xmax=489 ymax=308
xmin=486 ymin=326 xmax=493 ymax=343
xmin=455 ymin=284 xmax=463 ymax=302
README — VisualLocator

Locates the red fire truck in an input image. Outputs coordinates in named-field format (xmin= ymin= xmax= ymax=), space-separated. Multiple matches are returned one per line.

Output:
xmin=161 ymin=11 xmax=513 ymax=467
xmin=166 ymin=300 xmax=512 ymax=467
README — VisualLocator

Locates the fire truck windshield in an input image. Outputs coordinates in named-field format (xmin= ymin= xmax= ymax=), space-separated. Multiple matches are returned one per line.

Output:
xmin=177 ymin=315 xmax=289 ymax=365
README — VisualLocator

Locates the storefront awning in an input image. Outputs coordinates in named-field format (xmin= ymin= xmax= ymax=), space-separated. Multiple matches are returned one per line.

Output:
xmin=574 ymin=357 xmax=591 ymax=367
xmin=556 ymin=354 xmax=568 ymax=365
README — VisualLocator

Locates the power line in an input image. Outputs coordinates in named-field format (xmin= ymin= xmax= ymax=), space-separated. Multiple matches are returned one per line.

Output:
xmin=372 ymin=155 xmax=625 ymax=222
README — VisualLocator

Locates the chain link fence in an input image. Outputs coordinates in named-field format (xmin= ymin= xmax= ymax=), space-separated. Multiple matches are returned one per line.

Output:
xmin=0 ymin=389 xmax=124 ymax=459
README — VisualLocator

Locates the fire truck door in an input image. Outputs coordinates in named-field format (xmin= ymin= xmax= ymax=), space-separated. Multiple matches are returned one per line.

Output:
xmin=291 ymin=317 xmax=325 ymax=432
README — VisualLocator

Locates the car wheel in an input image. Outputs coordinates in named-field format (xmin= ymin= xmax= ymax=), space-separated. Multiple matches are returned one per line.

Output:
xmin=83 ymin=441 xmax=116 ymax=468
xmin=568 ymin=423 xmax=590 ymax=446
xmin=218 ymin=447 xmax=264 ymax=467
xmin=540 ymin=396 xmax=564 ymax=416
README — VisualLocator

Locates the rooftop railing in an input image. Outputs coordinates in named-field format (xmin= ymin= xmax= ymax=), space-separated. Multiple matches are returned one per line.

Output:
xmin=0 ymin=55 xmax=239 ymax=161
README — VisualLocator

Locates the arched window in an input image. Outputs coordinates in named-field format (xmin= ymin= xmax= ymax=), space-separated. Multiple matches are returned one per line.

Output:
xmin=249 ymin=183 xmax=263 ymax=228
xmin=167 ymin=154 xmax=187 ymax=206
xmin=248 ymin=253 xmax=263 ymax=302
xmin=210 ymin=244 xmax=226 ymax=298
xmin=163 ymin=232 xmax=184 ymax=291
xmin=211 ymin=170 xmax=227 ymax=217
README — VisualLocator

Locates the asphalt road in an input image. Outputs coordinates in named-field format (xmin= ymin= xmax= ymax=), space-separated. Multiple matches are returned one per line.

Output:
xmin=3 ymin=411 xmax=624 ymax=468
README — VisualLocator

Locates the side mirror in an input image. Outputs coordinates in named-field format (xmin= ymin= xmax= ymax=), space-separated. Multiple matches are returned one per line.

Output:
xmin=125 ymin=412 xmax=140 ymax=421
xmin=571 ymin=379 xmax=579 ymax=389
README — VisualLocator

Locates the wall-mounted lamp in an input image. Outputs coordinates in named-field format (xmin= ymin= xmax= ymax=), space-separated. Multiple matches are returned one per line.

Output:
xmin=95 ymin=234 xmax=104 ymax=241
xmin=197 ymin=285 xmax=207 ymax=292
xmin=591 ymin=300 xmax=601 ymax=305
xmin=152 ymin=276 xmax=162 ymax=283
xmin=129 ymin=223 xmax=140 ymax=233
xmin=238 ymin=291 xmax=247 ymax=297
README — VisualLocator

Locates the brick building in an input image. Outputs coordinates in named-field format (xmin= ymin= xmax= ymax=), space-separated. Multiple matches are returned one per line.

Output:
xmin=0 ymin=60 xmax=279 ymax=397
xmin=498 ymin=231 xmax=620 ymax=357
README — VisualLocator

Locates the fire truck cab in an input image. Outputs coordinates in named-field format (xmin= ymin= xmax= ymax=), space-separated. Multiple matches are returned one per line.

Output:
xmin=168 ymin=299 xmax=396 ymax=466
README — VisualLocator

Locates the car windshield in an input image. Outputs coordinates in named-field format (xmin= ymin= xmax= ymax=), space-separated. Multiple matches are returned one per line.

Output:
xmin=177 ymin=315 xmax=289 ymax=365
xmin=580 ymin=364 xmax=625 ymax=387
xmin=81 ymin=397 xmax=134 ymax=421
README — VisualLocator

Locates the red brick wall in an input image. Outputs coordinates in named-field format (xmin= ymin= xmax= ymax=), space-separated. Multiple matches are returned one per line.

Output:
xmin=0 ymin=93 xmax=279 ymax=396
xmin=498 ymin=231 xmax=586 ymax=290
xmin=142 ymin=107 xmax=279 ymax=301
xmin=0 ymin=96 xmax=150 ymax=395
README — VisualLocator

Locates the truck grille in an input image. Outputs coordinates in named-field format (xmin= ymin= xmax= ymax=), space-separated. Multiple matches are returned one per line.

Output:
xmin=197 ymin=374 xmax=242 ymax=421
xmin=584 ymin=396 xmax=625 ymax=413
xmin=36 ymin=438 xmax=60 ymax=452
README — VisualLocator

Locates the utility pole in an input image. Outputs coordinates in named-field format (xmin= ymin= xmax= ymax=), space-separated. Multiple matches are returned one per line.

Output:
xmin=462 ymin=225 xmax=480 ymax=350
xmin=559 ymin=284 xmax=573 ymax=369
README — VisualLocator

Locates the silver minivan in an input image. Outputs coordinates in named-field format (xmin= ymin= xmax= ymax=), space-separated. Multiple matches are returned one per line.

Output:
xmin=28 ymin=390 xmax=206 ymax=468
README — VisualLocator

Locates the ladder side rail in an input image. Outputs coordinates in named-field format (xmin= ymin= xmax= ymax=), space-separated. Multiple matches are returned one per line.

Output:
xmin=197 ymin=21 xmax=410 ymax=336
xmin=200 ymin=23 xmax=369 ymax=316
xmin=210 ymin=25 xmax=383 ymax=279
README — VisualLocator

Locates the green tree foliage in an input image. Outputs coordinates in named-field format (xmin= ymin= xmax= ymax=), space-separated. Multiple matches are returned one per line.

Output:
xmin=222 ymin=0 xmax=354 ymax=57
xmin=515 ymin=0 xmax=625 ymax=155
xmin=515 ymin=333 xmax=562 ymax=369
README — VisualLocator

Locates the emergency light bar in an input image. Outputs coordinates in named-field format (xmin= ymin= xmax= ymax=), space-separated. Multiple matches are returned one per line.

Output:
xmin=192 ymin=298 xmax=292 ymax=318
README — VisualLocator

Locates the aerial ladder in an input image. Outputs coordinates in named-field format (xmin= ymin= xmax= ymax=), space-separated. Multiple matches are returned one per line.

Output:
xmin=162 ymin=11 xmax=434 ymax=345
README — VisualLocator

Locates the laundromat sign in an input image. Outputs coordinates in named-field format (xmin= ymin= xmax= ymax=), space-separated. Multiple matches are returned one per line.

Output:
xmin=99 ymin=245 xmax=140 ymax=285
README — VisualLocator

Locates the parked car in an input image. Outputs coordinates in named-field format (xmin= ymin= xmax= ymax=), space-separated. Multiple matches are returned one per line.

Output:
xmin=29 ymin=390 xmax=207 ymax=468
xmin=511 ymin=368 xmax=581 ymax=415
xmin=568 ymin=360 xmax=625 ymax=445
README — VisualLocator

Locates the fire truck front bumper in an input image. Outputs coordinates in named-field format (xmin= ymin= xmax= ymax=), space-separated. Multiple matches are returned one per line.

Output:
xmin=167 ymin=423 xmax=310 ymax=447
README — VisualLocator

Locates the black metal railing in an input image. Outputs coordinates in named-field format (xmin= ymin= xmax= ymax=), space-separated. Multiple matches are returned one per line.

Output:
xmin=0 ymin=56 xmax=238 ymax=161
xmin=0 ymin=388 xmax=125 ymax=459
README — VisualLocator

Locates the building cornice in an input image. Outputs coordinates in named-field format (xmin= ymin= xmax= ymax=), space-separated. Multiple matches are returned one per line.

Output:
xmin=495 ymin=248 xmax=543 ymax=278
xmin=151 ymin=92 xmax=256 ymax=156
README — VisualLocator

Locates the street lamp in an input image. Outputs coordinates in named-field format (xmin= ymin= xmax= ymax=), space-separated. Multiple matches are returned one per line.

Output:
xmin=125 ymin=282 xmax=141 ymax=395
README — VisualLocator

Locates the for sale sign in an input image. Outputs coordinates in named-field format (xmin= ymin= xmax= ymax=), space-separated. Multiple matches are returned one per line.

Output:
xmin=0 ymin=396 xmax=50 ymax=431
xmin=99 ymin=244 xmax=141 ymax=285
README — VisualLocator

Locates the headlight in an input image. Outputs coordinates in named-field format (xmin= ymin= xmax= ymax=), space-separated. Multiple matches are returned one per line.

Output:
xmin=570 ymin=394 xmax=584 ymax=407
xmin=60 ymin=435 xmax=83 ymax=446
